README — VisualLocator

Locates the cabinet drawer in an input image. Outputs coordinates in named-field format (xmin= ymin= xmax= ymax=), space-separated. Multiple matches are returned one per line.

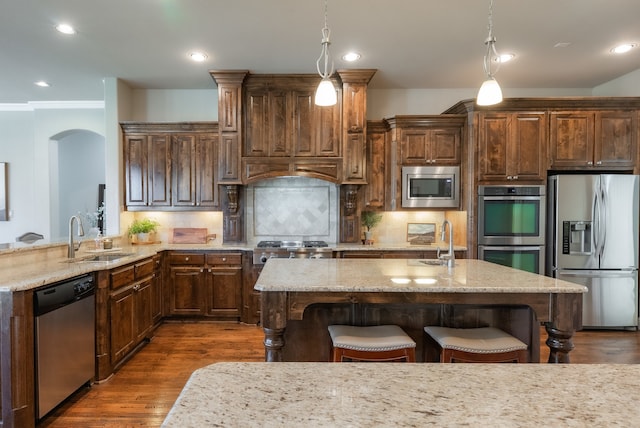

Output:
xmin=206 ymin=253 xmax=242 ymax=266
xmin=168 ymin=253 xmax=205 ymax=265
xmin=135 ymin=258 xmax=155 ymax=279
xmin=110 ymin=265 xmax=135 ymax=289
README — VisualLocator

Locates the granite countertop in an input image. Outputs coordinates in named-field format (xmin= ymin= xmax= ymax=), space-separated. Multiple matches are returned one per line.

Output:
xmin=254 ymin=259 xmax=587 ymax=294
xmin=0 ymin=240 xmax=466 ymax=292
xmin=162 ymin=362 xmax=640 ymax=427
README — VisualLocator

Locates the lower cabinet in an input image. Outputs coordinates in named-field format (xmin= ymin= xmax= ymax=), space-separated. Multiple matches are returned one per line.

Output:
xmin=167 ymin=251 xmax=242 ymax=320
xmin=108 ymin=256 xmax=161 ymax=369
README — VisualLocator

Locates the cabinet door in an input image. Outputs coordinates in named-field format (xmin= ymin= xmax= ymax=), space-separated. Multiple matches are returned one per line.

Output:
xmin=594 ymin=111 xmax=637 ymax=168
xmin=134 ymin=277 xmax=154 ymax=342
xmin=124 ymin=135 xmax=148 ymax=207
xmin=549 ymin=112 xmax=595 ymax=168
xmin=147 ymin=135 xmax=172 ymax=206
xmin=364 ymin=128 xmax=387 ymax=209
xmin=400 ymin=129 xmax=430 ymax=164
xmin=172 ymin=134 xmax=197 ymax=207
xmin=314 ymin=100 xmax=341 ymax=157
xmin=510 ymin=113 xmax=547 ymax=181
xmin=110 ymin=286 xmax=136 ymax=364
xmin=430 ymin=128 xmax=461 ymax=164
xmin=218 ymin=133 xmax=240 ymax=182
xmin=151 ymin=257 xmax=162 ymax=324
xmin=292 ymin=90 xmax=315 ymax=156
xmin=169 ymin=267 xmax=205 ymax=315
xmin=196 ymin=133 xmax=219 ymax=208
xmin=478 ymin=113 xmax=509 ymax=181
xmin=205 ymin=267 xmax=242 ymax=319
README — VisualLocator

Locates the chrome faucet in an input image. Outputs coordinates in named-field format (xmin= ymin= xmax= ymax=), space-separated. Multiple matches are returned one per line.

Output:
xmin=68 ymin=215 xmax=85 ymax=258
xmin=439 ymin=219 xmax=455 ymax=268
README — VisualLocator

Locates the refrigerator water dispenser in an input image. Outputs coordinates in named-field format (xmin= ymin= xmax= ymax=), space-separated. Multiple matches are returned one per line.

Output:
xmin=562 ymin=221 xmax=592 ymax=255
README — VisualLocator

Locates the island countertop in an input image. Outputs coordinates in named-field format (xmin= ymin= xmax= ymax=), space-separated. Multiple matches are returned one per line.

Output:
xmin=254 ymin=258 xmax=587 ymax=294
xmin=162 ymin=362 xmax=640 ymax=427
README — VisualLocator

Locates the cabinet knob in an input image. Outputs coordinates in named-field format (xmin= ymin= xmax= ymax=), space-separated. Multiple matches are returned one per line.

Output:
xmin=222 ymin=257 xmax=227 ymax=262
xmin=200 ymin=268 xmax=204 ymax=273
xmin=507 ymin=175 xmax=512 ymax=180
xmin=587 ymin=161 xmax=593 ymax=165
xmin=185 ymin=257 xmax=189 ymax=261
xmin=513 ymin=175 xmax=519 ymax=180
xmin=208 ymin=268 xmax=212 ymax=273
xmin=596 ymin=161 xmax=602 ymax=165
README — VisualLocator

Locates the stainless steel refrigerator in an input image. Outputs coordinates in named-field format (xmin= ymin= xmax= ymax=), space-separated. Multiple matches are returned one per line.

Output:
xmin=546 ymin=174 xmax=639 ymax=329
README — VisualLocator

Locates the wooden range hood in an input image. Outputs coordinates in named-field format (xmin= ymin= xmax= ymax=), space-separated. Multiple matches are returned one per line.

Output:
xmin=210 ymin=69 xmax=377 ymax=186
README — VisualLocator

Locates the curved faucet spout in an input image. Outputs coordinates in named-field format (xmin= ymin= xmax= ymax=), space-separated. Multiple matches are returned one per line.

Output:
xmin=439 ymin=219 xmax=455 ymax=268
xmin=68 ymin=215 xmax=85 ymax=258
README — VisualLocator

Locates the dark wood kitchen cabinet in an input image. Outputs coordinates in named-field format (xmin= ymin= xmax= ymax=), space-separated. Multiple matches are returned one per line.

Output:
xmin=549 ymin=110 xmax=637 ymax=170
xmin=400 ymin=127 xmax=462 ymax=165
xmin=172 ymin=132 xmax=220 ymax=208
xmin=121 ymin=122 xmax=220 ymax=211
xmin=124 ymin=133 xmax=171 ymax=208
xmin=108 ymin=256 xmax=159 ymax=368
xmin=167 ymin=251 xmax=242 ymax=320
xmin=244 ymin=76 xmax=341 ymax=158
xmin=477 ymin=112 xmax=547 ymax=183
xmin=363 ymin=120 xmax=389 ymax=210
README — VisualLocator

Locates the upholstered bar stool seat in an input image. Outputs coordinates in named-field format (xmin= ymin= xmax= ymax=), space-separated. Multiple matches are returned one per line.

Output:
xmin=424 ymin=326 xmax=528 ymax=363
xmin=328 ymin=325 xmax=416 ymax=362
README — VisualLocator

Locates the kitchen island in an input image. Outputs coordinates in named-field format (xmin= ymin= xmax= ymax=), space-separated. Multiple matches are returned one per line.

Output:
xmin=162 ymin=362 xmax=640 ymax=427
xmin=255 ymin=259 xmax=587 ymax=363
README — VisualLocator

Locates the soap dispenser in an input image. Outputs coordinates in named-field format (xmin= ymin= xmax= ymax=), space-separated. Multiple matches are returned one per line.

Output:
xmin=95 ymin=231 xmax=104 ymax=250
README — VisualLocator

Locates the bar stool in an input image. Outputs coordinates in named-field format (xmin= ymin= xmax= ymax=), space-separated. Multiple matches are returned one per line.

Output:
xmin=328 ymin=325 xmax=416 ymax=362
xmin=423 ymin=326 xmax=528 ymax=363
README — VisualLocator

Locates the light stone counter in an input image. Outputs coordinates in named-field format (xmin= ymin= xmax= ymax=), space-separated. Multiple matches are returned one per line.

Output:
xmin=254 ymin=259 xmax=587 ymax=294
xmin=162 ymin=362 xmax=640 ymax=427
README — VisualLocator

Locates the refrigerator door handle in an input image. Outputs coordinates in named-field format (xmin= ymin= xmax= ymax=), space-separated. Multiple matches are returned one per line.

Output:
xmin=600 ymin=187 xmax=607 ymax=259
xmin=556 ymin=269 xmax=637 ymax=278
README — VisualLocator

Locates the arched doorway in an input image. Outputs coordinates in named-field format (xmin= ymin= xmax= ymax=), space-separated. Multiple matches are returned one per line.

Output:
xmin=49 ymin=129 xmax=106 ymax=240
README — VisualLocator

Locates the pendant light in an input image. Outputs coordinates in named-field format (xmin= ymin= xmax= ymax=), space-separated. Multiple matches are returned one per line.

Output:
xmin=314 ymin=0 xmax=337 ymax=106
xmin=477 ymin=0 xmax=503 ymax=106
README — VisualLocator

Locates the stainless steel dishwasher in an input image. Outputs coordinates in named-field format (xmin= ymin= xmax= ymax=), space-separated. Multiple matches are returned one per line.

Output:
xmin=34 ymin=273 xmax=95 ymax=419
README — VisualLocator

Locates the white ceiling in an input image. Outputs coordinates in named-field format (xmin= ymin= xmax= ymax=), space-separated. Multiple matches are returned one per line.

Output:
xmin=2 ymin=0 xmax=640 ymax=104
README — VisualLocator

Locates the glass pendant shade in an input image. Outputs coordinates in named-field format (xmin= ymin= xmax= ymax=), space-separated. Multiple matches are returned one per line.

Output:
xmin=315 ymin=77 xmax=337 ymax=106
xmin=477 ymin=77 xmax=503 ymax=106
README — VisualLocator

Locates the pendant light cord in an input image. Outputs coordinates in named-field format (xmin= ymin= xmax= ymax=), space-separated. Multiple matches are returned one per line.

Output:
xmin=483 ymin=0 xmax=500 ymax=78
xmin=316 ymin=0 xmax=333 ymax=79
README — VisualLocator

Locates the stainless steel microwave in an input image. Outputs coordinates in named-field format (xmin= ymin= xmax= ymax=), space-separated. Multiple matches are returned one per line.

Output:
xmin=401 ymin=166 xmax=460 ymax=208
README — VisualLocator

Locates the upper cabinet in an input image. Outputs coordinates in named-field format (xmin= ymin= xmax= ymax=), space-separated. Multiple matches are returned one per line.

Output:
xmin=550 ymin=110 xmax=638 ymax=170
xmin=363 ymin=120 xmax=389 ymax=210
xmin=122 ymin=122 xmax=220 ymax=211
xmin=244 ymin=80 xmax=341 ymax=158
xmin=477 ymin=112 xmax=547 ymax=183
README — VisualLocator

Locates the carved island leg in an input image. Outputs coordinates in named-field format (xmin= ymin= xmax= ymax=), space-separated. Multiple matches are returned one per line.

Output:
xmin=545 ymin=293 xmax=582 ymax=363
xmin=263 ymin=328 xmax=285 ymax=362
xmin=545 ymin=323 xmax=574 ymax=363
xmin=260 ymin=291 xmax=288 ymax=362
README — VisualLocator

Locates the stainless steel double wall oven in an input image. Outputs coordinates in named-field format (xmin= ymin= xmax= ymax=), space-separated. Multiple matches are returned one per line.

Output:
xmin=477 ymin=185 xmax=546 ymax=274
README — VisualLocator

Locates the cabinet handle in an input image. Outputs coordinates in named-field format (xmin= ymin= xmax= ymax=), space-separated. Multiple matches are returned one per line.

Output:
xmin=596 ymin=161 xmax=602 ymax=165
xmin=208 ymin=268 xmax=212 ymax=273
xmin=513 ymin=175 xmax=519 ymax=180
xmin=506 ymin=175 xmax=512 ymax=180
xmin=185 ymin=257 xmax=190 ymax=261
xmin=133 ymin=284 xmax=140 ymax=291
xmin=222 ymin=257 xmax=227 ymax=262
xmin=200 ymin=268 xmax=204 ymax=273
xmin=587 ymin=161 xmax=593 ymax=165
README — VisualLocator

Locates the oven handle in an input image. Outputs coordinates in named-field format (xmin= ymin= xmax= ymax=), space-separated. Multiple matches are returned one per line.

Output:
xmin=478 ymin=245 xmax=544 ymax=251
xmin=480 ymin=196 xmax=543 ymax=201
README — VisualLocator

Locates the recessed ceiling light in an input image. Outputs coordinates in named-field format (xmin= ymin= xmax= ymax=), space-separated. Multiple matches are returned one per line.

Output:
xmin=55 ymin=23 xmax=76 ymax=35
xmin=189 ymin=51 xmax=208 ymax=62
xmin=611 ymin=43 xmax=637 ymax=54
xmin=34 ymin=81 xmax=50 ymax=87
xmin=342 ymin=52 xmax=361 ymax=62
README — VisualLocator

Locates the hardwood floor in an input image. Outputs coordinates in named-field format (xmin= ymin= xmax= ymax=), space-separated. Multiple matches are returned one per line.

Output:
xmin=38 ymin=322 xmax=640 ymax=427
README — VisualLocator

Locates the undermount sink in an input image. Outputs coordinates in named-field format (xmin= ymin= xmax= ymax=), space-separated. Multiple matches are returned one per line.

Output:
xmin=82 ymin=253 xmax=135 ymax=262
xmin=62 ymin=253 xmax=135 ymax=263
xmin=419 ymin=260 xmax=445 ymax=266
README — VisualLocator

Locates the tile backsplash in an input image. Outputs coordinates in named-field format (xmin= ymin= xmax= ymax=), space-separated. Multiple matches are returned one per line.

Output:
xmin=246 ymin=177 xmax=339 ymax=243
